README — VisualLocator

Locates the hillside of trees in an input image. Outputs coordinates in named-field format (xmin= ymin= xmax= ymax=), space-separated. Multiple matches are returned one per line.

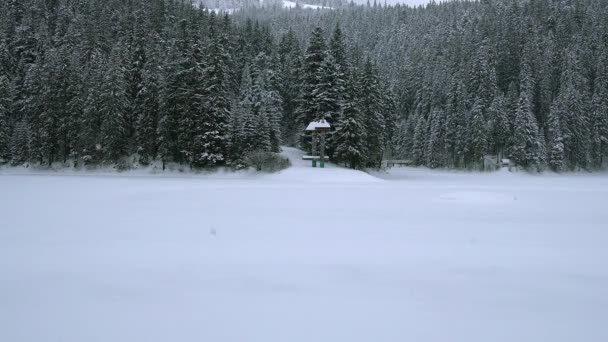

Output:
xmin=1 ymin=0 xmax=607 ymax=171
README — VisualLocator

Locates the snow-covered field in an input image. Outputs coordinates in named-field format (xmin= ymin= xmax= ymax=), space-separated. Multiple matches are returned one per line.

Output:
xmin=1 ymin=147 xmax=608 ymax=342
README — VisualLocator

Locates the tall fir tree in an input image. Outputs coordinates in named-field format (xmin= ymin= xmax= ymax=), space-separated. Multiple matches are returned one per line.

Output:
xmin=467 ymin=99 xmax=488 ymax=168
xmin=0 ymin=75 xmax=11 ymax=161
xmin=546 ymin=105 xmax=565 ymax=171
xmin=359 ymin=59 xmax=386 ymax=167
xmin=425 ymin=108 xmax=446 ymax=168
xmin=98 ymin=46 xmax=129 ymax=162
xmin=296 ymin=27 xmax=327 ymax=149
xmin=334 ymin=76 xmax=366 ymax=169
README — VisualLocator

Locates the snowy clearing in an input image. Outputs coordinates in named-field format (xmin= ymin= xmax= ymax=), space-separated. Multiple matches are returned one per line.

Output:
xmin=283 ymin=0 xmax=333 ymax=10
xmin=1 ymin=148 xmax=608 ymax=342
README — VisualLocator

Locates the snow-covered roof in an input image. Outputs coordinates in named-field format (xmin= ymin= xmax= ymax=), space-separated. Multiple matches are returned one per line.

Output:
xmin=306 ymin=120 xmax=331 ymax=131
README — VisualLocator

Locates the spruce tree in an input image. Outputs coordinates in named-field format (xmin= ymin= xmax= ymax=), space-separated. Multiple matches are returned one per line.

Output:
xmin=590 ymin=52 xmax=608 ymax=168
xmin=467 ymin=99 xmax=488 ymax=168
xmin=0 ymin=75 xmax=10 ymax=161
xmin=488 ymin=92 xmax=510 ymax=162
xmin=194 ymin=13 xmax=231 ymax=167
xmin=411 ymin=114 xmax=427 ymax=166
xmin=277 ymin=28 xmax=302 ymax=145
xmin=296 ymin=27 xmax=327 ymax=148
xmin=98 ymin=46 xmax=129 ymax=162
xmin=553 ymin=51 xmax=591 ymax=170
xmin=359 ymin=59 xmax=386 ymax=167
xmin=426 ymin=108 xmax=445 ymax=168
xmin=547 ymin=105 xmax=565 ymax=171
xmin=334 ymin=75 xmax=366 ymax=169
xmin=511 ymin=91 xmax=541 ymax=169
xmin=135 ymin=45 xmax=161 ymax=164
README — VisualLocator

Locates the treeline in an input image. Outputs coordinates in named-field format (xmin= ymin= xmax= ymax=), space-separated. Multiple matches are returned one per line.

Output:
xmin=235 ymin=0 xmax=608 ymax=171
xmin=2 ymin=0 xmax=608 ymax=172
xmin=0 ymin=0 xmax=394 ymax=169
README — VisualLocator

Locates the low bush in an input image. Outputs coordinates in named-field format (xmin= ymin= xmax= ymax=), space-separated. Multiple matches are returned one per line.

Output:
xmin=244 ymin=151 xmax=291 ymax=172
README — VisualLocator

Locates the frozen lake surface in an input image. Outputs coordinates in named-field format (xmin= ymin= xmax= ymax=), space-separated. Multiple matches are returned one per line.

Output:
xmin=1 ymin=148 xmax=608 ymax=342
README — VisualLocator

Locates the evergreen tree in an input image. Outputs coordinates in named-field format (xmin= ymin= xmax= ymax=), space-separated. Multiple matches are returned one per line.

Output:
xmin=443 ymin=79 xmax=468 ymax=167
xmin=590 ymin=52 xmax=608 ymax=168
xmin=98 ymin=46 xmax=129 ymax=162
xmin=359 ymin=59 xmax=385 ymax=167
xmin=425 ymin=108 xmax=445 ymax=168
xmin=0 ymin=75 xmax=10 ymax=161
xmin=546 ymin=105 xmax=565 ymax=172
xmin=334 ymin=78 xmax=366 ymax=169
xmin=488 ymin=92 xmax=510 ymax=162
xmin=511 ymin=91 xmax=541 ymax=169
xmin=135 ymin=43 xmax=161 ymax=164
xmin=296 ymin=27 xmax=327 ymax=148
xmin=467 ymin=99 xmax=488 ymax=168
xmin=553 ymin=51 xmax=591 ymax=170
xmin=277 ymin=28 xmax=302 ymax=145
xmin=411 ymin=114 xmax=427 ymax=166
xmin=194 ymin=13 xmax=231 ymax=167
xmin=10 ymin=119 xmax=30 ymax=165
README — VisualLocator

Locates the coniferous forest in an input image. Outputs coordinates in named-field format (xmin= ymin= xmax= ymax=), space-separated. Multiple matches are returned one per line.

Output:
xmin=0 ymin=0 xmax=607 ymax=171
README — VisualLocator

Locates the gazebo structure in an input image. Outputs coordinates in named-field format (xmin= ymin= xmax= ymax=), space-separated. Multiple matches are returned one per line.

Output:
xmin=303 ymin=119 xmax=331 ymax=168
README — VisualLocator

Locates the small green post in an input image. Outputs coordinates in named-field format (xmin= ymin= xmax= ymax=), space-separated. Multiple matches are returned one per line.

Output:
xmin=312 ymin=160 xmax=317 ymax=167
xmin=320 ymin=160 xmax=325 ymax=168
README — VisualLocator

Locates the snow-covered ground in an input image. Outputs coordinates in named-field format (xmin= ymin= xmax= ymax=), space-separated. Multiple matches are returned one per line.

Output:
xmin=1 ymin=147 xmax=608 ymax=342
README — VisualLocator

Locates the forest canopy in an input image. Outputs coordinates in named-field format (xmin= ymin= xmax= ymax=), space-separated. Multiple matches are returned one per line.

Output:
xmin=0 ymin=0 xmax=607 ymax=171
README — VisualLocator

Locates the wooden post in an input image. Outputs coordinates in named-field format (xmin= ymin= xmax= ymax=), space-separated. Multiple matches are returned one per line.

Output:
xmin=312 ymin=131 xmax=318 ymax=168
xmin=319 ymin=131 xmax=326 ymax=168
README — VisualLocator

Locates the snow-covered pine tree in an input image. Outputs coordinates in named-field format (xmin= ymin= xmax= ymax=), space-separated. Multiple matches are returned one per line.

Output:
xmin=257 ymin=52 xmax=283 ymax=153
xmin=228 ymin=64 xmax=252 ymax=163
xmin=9 ymin=119 xmax=30 ymax=165
xmin=333 ymin=75 xmax=366 ymax=169
xmin=425 ymin=108 xmax=445 ymax=168
xmin=99 ymin=46 xmax=129 ymax=162
xmin=546 ymin=104 xmax=565 ymax=171
xmin=511 ymin=91 xmax=541 ymax=170
xmin=296 ymin=27 xmax=327 ymax=149
xmin=411 ymin=114 xmax=428 ymax=166
xmin=329 ymin=23 xmax=348 ymax=73
xmin=262 ymin=79 xmax=283 ymax=153
xmin=237 ymin=64 xmax=257 ymax=154
xmin=443 ymin=79 xmax=468 ymax=168
xmin=24 ymin=61 xmax=55 ymax=165
xmin=277 ymin=28 xmax=302 ymax=145
xmin=0 ymin=75 xmax=10 ymax=161
xmin=399 ymin=113 xmax=417 ymax=160
xmin=56 ymin=45 xmax=84 ymax=164
xmin=488 ymin=92 xmax=510 ymax=162
xmin=194 ymin=12 xmax=231 ymax=167
xmin=510 ymin=54 xmax=542 ymax=170
xmin=359 ymin=59 xmax=386 ymax=168
xmin=250 ymin=59 xmax=272 ymax=153
xmin=315 ymin=54 xmax=342 ymax=124
xmin=469 ymin=41 xmax=497 ymax=111
xmin=380 ymin=85 xmax=399 ymax=160
xmin=467 ymin=99 xmax=488 ymax=169
xmin=80 ymin=58 xmax=105 ymax=164
xmin=315 ymin=54 xmax=343 ymax=157
xmin=135 ymin=41 xmax=161 ymax=165
xmin=553 ymin=50 xmax=591 ymax=170
xmin=590 ymin=52 xmax=608 ymax=169
xmin=158 ymin=23 xmax=192 ymax=167
xmin=123 ymin=7 xmax=149 ymax=140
